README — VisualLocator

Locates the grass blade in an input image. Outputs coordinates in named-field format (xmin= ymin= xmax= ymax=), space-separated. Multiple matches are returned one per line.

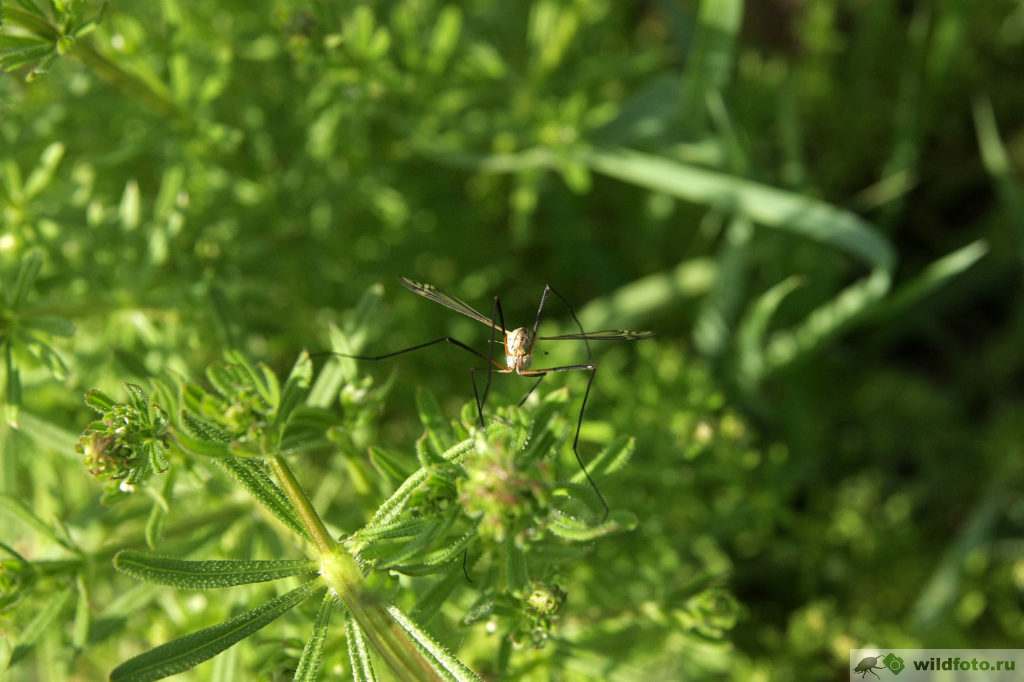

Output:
xmin=114 ymin=551 xmax=317 ymax=589
xmin=110 ymin=580 xmax=322 ymax=682
xmin=973 ymin=96 xmax=1024 ymax=262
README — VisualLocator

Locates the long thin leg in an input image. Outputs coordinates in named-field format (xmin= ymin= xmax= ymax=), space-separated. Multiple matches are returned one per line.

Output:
xmin=539 ymin=284 xmax=593 ymax=363
xmin=531 ymin=285 xmax=552 ymax=340
xmin=517 ymin=375 xmax=545 ymax=407
xmin=477 ymin=296 xmax=506 ymax=427
xmin=528 ymin=285 xmax=605 ymax=519
xmin=313 ymin=336 xmax=498 ymax=366
xmin=313 ymin=337 xmax=502 ymax=429
xmin=520 ymin=363 xmax=607 ymax=520
xmin=461 ymin=549 xmax=473 ymax=584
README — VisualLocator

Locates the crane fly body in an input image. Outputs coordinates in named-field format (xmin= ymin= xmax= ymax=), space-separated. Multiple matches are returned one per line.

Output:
xmin=503 ymin=327 xmax=534 ymax=371
xmin=325 ymin=276 xmax=654 ymax=520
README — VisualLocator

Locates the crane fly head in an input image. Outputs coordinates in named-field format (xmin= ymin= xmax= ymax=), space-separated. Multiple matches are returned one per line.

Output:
xmin=504 ymin=327 xmax=534 ymax=370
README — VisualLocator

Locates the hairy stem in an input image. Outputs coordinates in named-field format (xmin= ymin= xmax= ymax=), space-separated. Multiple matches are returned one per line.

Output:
xmin=268 ymin=455 xmax=445 ymax=682
xmin=268 ymin=456 xmax=335 ymax=555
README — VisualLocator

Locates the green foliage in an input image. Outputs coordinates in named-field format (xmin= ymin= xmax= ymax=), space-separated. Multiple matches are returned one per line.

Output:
xmin=3 ymin=0 xmax=1024 ymax=679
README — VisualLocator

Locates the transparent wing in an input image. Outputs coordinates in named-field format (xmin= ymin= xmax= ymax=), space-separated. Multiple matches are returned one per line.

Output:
xmin=400 ymin=277 xmax=501 ymax=330
xmin=538 ymin=329 xmax=655 ymax=341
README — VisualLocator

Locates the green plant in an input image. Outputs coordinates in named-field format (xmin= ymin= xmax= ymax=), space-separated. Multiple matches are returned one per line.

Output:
xmin=4 ymin=0 xmax=1024 ymax=679
xmin=4 ymin=341 xmax=639 ymax=680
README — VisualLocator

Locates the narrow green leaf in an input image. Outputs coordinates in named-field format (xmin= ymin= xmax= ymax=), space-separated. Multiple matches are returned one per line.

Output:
xmin=307 ymin=284 xmax=383 ymax=408
xmin=23 ymin=142 xmax=65 ymax=199
xmin=366 ymin=439 xmax=474 ymax=529
xmin=503 ymin=535 xmax=529 ymax=594
xmin=412 ymin=566 xmax=463 ymax=625
xmin=9 ymin=587 xmax=73 ymax=666
xmin=0 ymin=493 xmax=75 ymax=551
xmin=351 ymin=517 xmax=436 ymax=549
xmin=9 ymin=408 xmax=78 ymax=458
xmin=110 ymin=581 xmax=322 ymax=682
xmin=864 ymin=240 xmax=988 ymax=326
xmin=366 ymin=468 xmax=430 ymax=529
xmin=216 ymin=458 xmax=310 ymax=540
xmin=578 ymin=257 xmax=716 ymax=330
xmin=114 ymin=551 xmax=317 ymax=589
xmin=385 ymin=605 xmax=482 ymax=682
xmin=9 ymin=249 xmax=44 ymax=308
xmin=118 ymin=179 xmax=141 ymax=230
xmin=736 ymin=276 xmax=803 ymax=386
xmin=416 ymin=387 xmax=453 ymax=458
xmin=224 ymin=350 xmax=278 ymax=411
xmin=570 ymin=436 xmax=634 ymax=484
xmin=72 ymin=573 xmax=90 ymax=650
xmin=973 ymin=96 xmax=1024 ymax=262
xmin=5 ymin=343 xmax=21 ymax=406
xmin=293 ymin=593 xmax=335 ymax=682
xmin=174 ymin=428 xmax=233 ymax=459
xmin=681 ymin=0 xmax=744 ymax=122
xmin=390 ymin=525 xmax=477 ymax=575
xmin=379 ymin=510 xmax=456 ymax=569
xmin=21 ymin=315 xmax=75 ymax=337
xmin=26 ymin=337 xmax=69 ymax=379
xmin=368 ymin=446 xmax=415 ymax=484
xmin=583 ymin=147 xmax=894 ymax=267
xmin=693 ymin=216 xmax=753 ymax=357
xmin=276 ymin=351 xmax=313 ymax=428
xmin=345 ymin=612 xmax=378 ymax=682
xmin=547 ymin=509 xmax=638 ymax=542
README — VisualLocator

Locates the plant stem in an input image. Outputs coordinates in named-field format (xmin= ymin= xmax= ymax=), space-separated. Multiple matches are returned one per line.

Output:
xmin=267 ymin=455 xmax=445 ymax=682
xmin=268 ymin=456 xmax=335 ymax=555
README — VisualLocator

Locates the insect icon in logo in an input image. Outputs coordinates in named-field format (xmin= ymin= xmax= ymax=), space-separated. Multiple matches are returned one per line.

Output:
xmin=853 ymin=655 xmax=888 ymax=679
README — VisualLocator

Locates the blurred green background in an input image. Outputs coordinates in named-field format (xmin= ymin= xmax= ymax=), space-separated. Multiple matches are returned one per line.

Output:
xmin=2 ymin=0 xmax=1024 ymax=679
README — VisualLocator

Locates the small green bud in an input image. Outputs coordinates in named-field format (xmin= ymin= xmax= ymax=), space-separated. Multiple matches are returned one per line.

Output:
xmin=57 ymin=36 xmax=76 ymax=56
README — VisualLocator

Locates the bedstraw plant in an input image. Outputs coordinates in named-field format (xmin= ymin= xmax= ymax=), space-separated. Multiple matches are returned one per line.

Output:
xmin=8 ymin=338 xmax=637 ymax=680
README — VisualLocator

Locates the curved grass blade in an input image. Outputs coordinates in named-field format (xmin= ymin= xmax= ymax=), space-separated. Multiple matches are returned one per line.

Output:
xmin=110 ymin=580 xmax=322 ymax=682
xmin=736 ymin=276 xmax=804 ymax=386
xmin=385 ymin=605 xmax=482 ymax=682
xmin=293 ymin=592 xmax=335 ymax=682
xmin=577 ymin=257 xmax=716 ymax=330
xmin=114 ymin=551 xmax=317 ymax=589
xmin=345 ymin=612 xmax=378 ymax=682
xmin=580 ymin=146 xmax=897 ymax=380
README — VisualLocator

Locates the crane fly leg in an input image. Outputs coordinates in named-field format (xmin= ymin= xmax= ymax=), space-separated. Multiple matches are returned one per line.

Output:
xmin=518 ymin=363 xmax=607 ymax=520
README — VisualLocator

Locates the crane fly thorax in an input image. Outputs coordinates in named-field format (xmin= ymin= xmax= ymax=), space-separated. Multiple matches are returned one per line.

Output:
xmin=504 ymin=327 xmax=533 ymax=371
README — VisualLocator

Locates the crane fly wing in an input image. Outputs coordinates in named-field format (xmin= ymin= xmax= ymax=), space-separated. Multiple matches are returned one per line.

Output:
xmin=400 ymin=277 xmax=501 ymax=331
xmin=538 ymin=329 xmax=655 ymax=341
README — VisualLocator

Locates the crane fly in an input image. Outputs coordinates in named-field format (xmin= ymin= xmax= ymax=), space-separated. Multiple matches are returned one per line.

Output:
xmin=330 ymin=277 xmax=653 ymax=520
